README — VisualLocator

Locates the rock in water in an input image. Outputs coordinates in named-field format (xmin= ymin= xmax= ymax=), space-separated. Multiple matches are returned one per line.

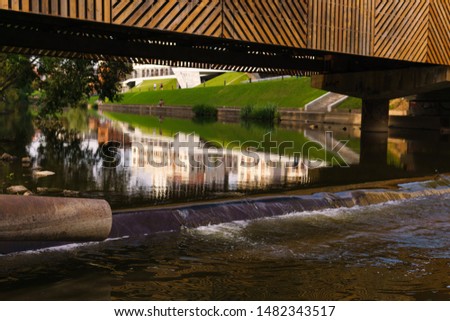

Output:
xmin=33 ymin=170 xmax=55 ymax=178
xmin=63 ymin=190 xmax=80 ymax=197
xmin=6 ymin=185 xmax=30 ymax=195
xmin=21 ymin=156 xmax=32 ymax=167
xmin=1 ymin=153 xmax=16 ymax=162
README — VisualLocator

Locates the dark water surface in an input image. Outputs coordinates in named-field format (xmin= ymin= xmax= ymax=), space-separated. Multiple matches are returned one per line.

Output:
xmin=1 ymin=110 xmax=450 ymax=300
xmin=0 ymin=195 xmax=449 ymax=300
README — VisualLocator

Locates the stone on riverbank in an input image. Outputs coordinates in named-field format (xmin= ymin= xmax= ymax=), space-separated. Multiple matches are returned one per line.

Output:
xmin=6 ymin=185 xmax=30 ymax=195
xmin=33 ymin=170 xmax=55 ymax=178
xmin=1 ymin=153 xmax=17 ymax=162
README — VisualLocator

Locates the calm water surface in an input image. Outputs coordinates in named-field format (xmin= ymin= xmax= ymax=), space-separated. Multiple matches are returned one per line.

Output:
xmin=1 ymin=109 xmax=450 ymax=300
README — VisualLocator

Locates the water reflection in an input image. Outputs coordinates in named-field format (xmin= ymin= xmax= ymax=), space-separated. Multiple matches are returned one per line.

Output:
xmin=107 ymin=125 xmax=311 ymax=195
xmin=2 ymin=109 xmax=450 ymax=209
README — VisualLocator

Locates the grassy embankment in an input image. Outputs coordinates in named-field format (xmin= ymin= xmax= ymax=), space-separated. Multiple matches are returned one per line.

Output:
xmin=127 ymin=78 xmax=179 ymax=93
xmin=202 ymin=72 xmax=250 ymax=87
xmin=333 ymin=97 xmax=409 ymax=111
xmin=116 ymin=76 xmax=326 ymax=109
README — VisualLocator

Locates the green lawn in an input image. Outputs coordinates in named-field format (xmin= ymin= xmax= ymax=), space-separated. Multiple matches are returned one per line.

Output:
xmin=335 ymin=97 xmax=362 ymax=110
xmin=127 ymin=78 xmax=178 ymax=93
xmin=116 ymin=77 xmax=326 ymax=108
xmin=200 ymin=72 xmax=250 ymax=87
xmin=335 ymin=97 xmax=401 ymax=110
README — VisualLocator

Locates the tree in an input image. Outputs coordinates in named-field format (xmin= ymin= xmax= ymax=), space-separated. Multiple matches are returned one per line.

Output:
xmin=95 ymin=61 xmax=133 ymax=103
xmin=37 ymin=57 xmax=132 ymax=116
xmin=37 ymin=57 xmax=94 ymax=116
xmin=0 ymin=54 xmax=36 ymax=109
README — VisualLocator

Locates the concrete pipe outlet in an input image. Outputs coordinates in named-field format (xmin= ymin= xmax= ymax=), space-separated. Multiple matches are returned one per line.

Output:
xmin=0 ymin=195 xmax=112 ymax=242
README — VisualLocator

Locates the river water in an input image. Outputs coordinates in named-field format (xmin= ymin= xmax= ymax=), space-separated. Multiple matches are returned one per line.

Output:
xmin=0 ymin=110 xmax=449 ymax=300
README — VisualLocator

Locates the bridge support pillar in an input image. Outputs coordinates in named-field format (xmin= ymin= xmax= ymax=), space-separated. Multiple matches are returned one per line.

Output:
xmin=361 ymin=99 xmax=389 ymax=132
xmin=360 ymin=131 xmax=388 ymax=166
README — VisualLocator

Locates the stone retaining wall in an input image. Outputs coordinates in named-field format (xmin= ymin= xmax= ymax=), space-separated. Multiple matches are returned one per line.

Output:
xmin=101 ymin=105 xmax=446 ymax=129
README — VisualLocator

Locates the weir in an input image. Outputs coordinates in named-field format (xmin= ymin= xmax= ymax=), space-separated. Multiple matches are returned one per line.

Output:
xmin=109 ymin=178 xmax=450 ymax=238
xmin=1 ymin=177 xmax=450 ymax=255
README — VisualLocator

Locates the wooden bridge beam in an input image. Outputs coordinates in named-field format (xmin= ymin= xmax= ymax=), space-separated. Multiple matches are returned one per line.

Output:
xmin=0 ymin=8 xmax=324 ymax=73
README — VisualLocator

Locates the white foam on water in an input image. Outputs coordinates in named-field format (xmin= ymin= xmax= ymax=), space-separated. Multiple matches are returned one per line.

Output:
xmin=0 ymin=235 xmax=131 ymax=257
xmin=194 ymin=220 xmax=250 ymax=240
xmin=192 ymin=199 xmax=408 ymax=239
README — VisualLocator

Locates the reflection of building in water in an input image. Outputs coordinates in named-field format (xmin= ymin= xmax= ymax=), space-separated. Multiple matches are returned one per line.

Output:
xmin=235 ymin=152 xmax=308 ymax=189
xmin=126 ymin=128 xmax=309 ymax=194
xmin=96 ymin=120 xmax=310 ymax=198
xmin=97 ymin=120 xmax=132 ymax=147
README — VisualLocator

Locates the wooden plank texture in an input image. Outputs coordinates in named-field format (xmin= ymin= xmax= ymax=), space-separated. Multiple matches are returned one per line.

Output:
xmin=428 ymin=0 xmax=450 ymax=65
xmin=0 ymin=0 xmax=112 ymax=22
xmin=374 ymin=0 xmax=429 ymax=63
xmin=2 ymin=0 xmax=450 ymax=66
xmin=307 ymin=0 xmax=374 ymax=56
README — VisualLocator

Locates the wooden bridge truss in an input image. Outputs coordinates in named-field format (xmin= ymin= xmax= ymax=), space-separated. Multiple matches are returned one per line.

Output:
xmin=1 ymin=1 xmax=449 ymax=72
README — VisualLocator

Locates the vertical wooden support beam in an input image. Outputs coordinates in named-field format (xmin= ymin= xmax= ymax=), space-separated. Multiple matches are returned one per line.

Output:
xmin=104 ymin=0 xmax=111 ymax=23
xmin=61 ymin=0 xmax=68 ymax=17
xmin=96 ymin=0 xmax=103 ymax=21
xmin=11 ymin=0 xmax=20 ymax=10
xmin=79 ymin=0 xmax=85 ymax=19
xmin=69 ymin=0 xmax=77 ymax=18
xmin=0 ymin=0 xmax=9 ymax=10
xmin=51 ymin=0 xmax=59 ymax=15
xmin=31 ymin=0 xmax=40 ymax=13
xmin=87 ymin=0 xmax=94 ymax=20
xmin=22 ymin=0 xmax=30 ymax=11
xmin=41 ymin=0 xmax=49 ymax=14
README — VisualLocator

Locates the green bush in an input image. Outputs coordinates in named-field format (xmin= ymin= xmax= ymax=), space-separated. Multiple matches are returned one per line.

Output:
xmin=240 ymin=103 xmax=278 ymax=123
xmin=240 ymin=105 xmax=254 ymax=119
xmin=192 ymin=104 xmax=218 ymax=120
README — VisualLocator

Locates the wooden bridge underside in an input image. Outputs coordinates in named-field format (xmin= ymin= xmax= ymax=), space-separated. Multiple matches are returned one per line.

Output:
xmin=1 ymin=1 xmax=449 ymax=73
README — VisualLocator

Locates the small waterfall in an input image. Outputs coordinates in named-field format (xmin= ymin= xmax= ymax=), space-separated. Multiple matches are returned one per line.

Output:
xmin=2 ymin=177 xmax=450 ymax=254
xmin=109 ymin=176 xmax=450 ymax=239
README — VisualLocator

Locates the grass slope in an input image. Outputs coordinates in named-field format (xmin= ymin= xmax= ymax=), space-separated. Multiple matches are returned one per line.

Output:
xmin=201 ymin=72 xmax=250 ymax=87
xmin=128 ymin=78 xmax=178 ymax=93
xmin=335 ymin=97 xmax=362 ymax=110
xmin=117 ymin=77 xmax=325 ymax=108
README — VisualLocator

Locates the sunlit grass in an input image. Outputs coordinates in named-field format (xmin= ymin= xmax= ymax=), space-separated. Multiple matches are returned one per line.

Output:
xmin=116 ymin=77 xmax=326 ymax=108
xmin=200 ymin=72 xmax=250 ymax=87
xmin=127 ymin=78 xmax=178 ymax=93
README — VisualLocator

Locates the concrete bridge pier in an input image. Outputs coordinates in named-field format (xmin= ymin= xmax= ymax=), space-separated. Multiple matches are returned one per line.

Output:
xmin=360 ymin=131 xmax=388 ymax=166
xmin=361 ymin=99 xmax=390 ymax=133
xmin=312 ymin=65 xmax=450 ymax=132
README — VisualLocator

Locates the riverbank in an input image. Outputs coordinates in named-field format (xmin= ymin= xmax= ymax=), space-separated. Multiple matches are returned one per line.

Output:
xmin=99 ymin=103 xmax=363 ymax=125
xmin=116 ymin=76 xmax=326 ymax=108
xmin=100 ymin=103 xmax=450 ymax=130
xmin=99 ymin=103 xmax=398 ymax=127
